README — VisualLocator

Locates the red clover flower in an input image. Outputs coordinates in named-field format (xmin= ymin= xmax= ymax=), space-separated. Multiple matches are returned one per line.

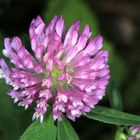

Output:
xmin=128 ymin=126 xmax=140 ymax=140
xmin=0 ymin=16 xmax=110 ymax=122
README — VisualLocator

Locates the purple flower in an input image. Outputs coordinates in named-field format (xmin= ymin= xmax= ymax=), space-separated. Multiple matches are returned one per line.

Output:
xmin=0 ymin=16 xmax=110 ymax=122
xmin=128 ymin=126 xmax=140 ymax=140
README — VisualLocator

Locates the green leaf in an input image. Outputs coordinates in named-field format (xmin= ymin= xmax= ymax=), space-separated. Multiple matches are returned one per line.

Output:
xmin=57 ymin=117 xmax=80 ymax=140
xmin=0 ymin=79 xmax=21 ymax=140
xmin=85 ymin=105 xmax=140 ymax=125
xmin=109 ymin=81 xmax=123 ymax=111
xmin=44 ymin=0 xmax=99 ymax=36
xmin=20 ymin=113 xmax=57 ymax=140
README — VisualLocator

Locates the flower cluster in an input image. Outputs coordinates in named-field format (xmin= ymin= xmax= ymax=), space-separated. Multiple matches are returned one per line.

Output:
xmin=0 ymin=16 xmax=110 ymax=122
xmin=128 ymin=126 xmax=140 ymax=140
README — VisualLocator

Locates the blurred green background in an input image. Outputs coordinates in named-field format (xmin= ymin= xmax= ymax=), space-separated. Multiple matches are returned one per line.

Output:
xmin=0 ymin=0 xmax=140 ymax=139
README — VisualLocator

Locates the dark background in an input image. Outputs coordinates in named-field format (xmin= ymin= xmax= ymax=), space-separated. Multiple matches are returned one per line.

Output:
xmin=0 ymin=0 xmax=140 ymax=139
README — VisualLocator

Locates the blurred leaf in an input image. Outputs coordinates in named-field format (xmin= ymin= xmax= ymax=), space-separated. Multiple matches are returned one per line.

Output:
xmin=103 ymin=40 xmax=128 ymax=87
xmin=44 ymin=0 xmax=99 ymax=36
xmin=0 ymin=79 xmax=21 ymax=140
xmin=57 ymin=117 xmax=80 ymax=140
xmin=109 ymin=81 xmax=123 ymax=111
xmin=85 ymin=105 xmax=140 ymax=125
xmin=124 ymin=72 xmax=140 ymax=110
xmin=20 ymin=113 xmax=57 ymax=140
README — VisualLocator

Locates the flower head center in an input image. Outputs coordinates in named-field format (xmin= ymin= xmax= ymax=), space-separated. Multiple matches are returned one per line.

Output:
xmin=52 ymin=65 xmax=62 ymax=81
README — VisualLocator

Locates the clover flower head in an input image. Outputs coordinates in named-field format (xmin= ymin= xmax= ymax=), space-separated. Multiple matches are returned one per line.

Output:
xmin=0 ymin=15 xmax=110 ymax=122
xmin=128 ymin=126 xmax=140 ymax=140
